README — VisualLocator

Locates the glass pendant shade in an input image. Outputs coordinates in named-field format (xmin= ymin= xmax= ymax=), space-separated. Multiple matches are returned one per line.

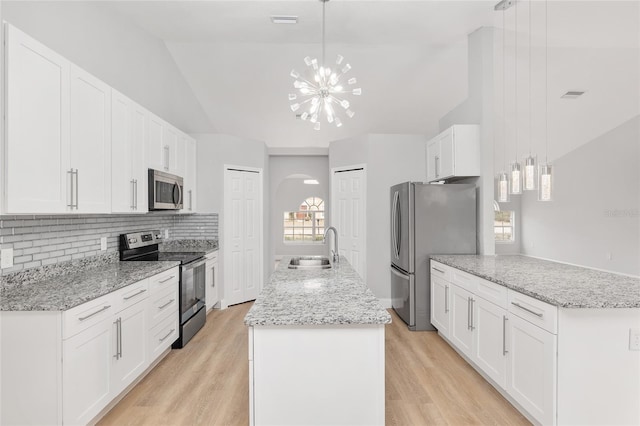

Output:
xmin=498 ymin=172 xmax=510 ymax=202
xmin=523 ymin=155 xmax=537 ymax=191
xmin=510 ymin=161 xmax=522 ymax=195
xmin=538 ymin=164 xmax=553 ymax=201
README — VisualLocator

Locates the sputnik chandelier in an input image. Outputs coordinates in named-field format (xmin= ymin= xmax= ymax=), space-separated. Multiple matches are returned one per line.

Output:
xmin=289 ymin=0 xmax=361 ymax=130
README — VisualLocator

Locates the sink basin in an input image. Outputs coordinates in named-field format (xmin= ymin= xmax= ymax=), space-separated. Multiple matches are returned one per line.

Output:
xmin=288 ymin=256 xmax=332 ymax=270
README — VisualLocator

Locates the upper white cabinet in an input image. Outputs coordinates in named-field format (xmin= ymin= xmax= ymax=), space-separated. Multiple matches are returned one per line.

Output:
xmin=4 ymin=24 xmax=70 ymax=213
xmin=111 ymin=90 xmax=148 ymax=213
xmin=426 ymin=124 xmax=480 ymax=182
xmin=148 ymin=116 xmax=184 ymax=176
xmin=182 ymin=135 xmax=197 ymax=212
xmin=69 ymin=65 xmax=112 ymax=213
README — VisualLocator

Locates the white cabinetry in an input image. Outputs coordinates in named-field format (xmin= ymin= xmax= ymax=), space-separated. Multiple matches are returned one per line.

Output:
xmin=147 ymin=115 xmax=184 ymax=176
xmin=474 ymin=296 xmax=508 ymax=388
xmin=449 ymin=284 xmax=474 ymax=358
xmin=4 ymin=24 xmax=70 ymax=213
xmin=182 ymin=136 xmax=197 ymax=212
xmin=205 ymin=250 xmax=219 ymax=311
xmin=111 ymin=90 xmax=147 ymax=213
xmin=430 ymin=275 xmax=450 ymax=337
xmin=425 ymin=125 xmax=480 ymax=182
xmin=0 ymin=268 xmax=179 ymax=425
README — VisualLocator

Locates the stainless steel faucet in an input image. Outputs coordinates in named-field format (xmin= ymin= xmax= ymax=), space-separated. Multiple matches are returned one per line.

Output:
xmin=323 ymin=226 xmax=339 ymax=263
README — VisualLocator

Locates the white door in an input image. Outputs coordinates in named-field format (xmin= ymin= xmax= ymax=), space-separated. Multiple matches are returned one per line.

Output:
xmin=5 ymin=24 xmax=70 ymax=213
xmin=506 ymin=313 xmax=557 ymax=425
xmin=430 ymin=276 xmax=450 ymax=338
xmin=331 ymin=167 xmax=366 ymax=279
xmin=224 ymin=167 xmax=262 ymax=306
xmin=112 ymin=301 xmax=148 ymax=396
xmin=474 ymin=297 xmax=507 ymax=388
xmin=449 ymin=284 xmax=474 ymax=358
xmin=70 ymin=65 xmax=111 ymax=213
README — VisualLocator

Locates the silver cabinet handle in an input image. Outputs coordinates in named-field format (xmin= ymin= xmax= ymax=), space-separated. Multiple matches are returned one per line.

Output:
xmin=74 ymin=169 xmax=79 ymax=209
xmin=159 ymin=275 xmax=175 ymax=283
xmin=67 ymin=169 xmax=79 ymax=209
xmin=113 ymin=317 xmax=122 ymax=359
xmin=123 ymin=288 xmax=147 ymax=300
xmin=134 ymin=179 xmax=138 ymax=210
xmin=131 ymin=179 xmax=136 ymax=210
xmin=444 ymin=285 xmax=449 ymax=313
xmin=511 ymin=302 xmax=543 ymax=318
xmin=158 ymin=299 xmax=175 ymax=310
xmin=211 ymin=266 xmax=215 ymax=288
xmin=432 ymin=267 xmax=445 ymax=274
xmin=164 ymin=145 xmax=170 ymax=170
xmin=469 ymin=298 xmax=475 ymax=330
xmin=159 ymin=329 xmax=175 ymax=343
xmin=78 ymin=305 xmax=111 ymax=321
xmin=503 ymin=315 xmax=509 ymax=355
xmin=467 ymin=297 xmax=471 ymax=330
xmin=189 ymin=190 xmax=193 ymax=211
xmin=435 ymin=155 xmax=440 ymax=178
xmin=67 ymin=169 xmax=74 ymax=208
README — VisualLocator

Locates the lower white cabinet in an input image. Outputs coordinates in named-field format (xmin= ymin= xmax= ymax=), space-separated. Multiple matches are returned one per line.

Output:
xmin=205 ymin=251 xmax=219 ymax=311
xmin=449 ymin=284 xmax=474 ymax=358
xmin=0 ymin=267 xmax=179 ymax=425
xmin=474 ymin=296 xmax=508 ymax=388
xmin=430 ymin=275 xmax=450 ymax=337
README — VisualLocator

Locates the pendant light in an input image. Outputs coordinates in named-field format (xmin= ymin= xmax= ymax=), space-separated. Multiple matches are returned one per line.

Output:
xmin=523 ymin=0 xmax=537 ymax=191
xmin=510 ymin=0 xmax=522 ymax=195
xmin=498 ymin=6 xmax=510 ymax=203
xmin=538 ymin=0 xmax=553 ymax=201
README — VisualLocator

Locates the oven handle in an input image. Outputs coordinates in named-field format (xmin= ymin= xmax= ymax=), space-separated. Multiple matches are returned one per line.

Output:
xmin=182 ymin=258 xmax=206 ymax=271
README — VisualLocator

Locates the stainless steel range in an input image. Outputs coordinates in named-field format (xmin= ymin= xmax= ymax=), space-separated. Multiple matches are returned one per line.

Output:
xmin=119 ymin=230 xmax=206 ymax=348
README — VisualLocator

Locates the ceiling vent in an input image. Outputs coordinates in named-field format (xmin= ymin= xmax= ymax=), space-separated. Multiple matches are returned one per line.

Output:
xmin=561 ymin=91 xmax=586 ymax=99
xmin=270 ymin=15 xmax=298 ymax=24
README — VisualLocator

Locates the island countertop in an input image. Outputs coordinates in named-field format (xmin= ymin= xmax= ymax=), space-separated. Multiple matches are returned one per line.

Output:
xmin=244 ymin=256 xmax=391 ymax=326
xmin=431 ymin=254 xmax=640 ymax=309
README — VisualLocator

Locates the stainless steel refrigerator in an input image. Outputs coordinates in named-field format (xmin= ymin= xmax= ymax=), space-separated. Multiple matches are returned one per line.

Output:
xmin=390 ymin=182 xmax=476 ymax=331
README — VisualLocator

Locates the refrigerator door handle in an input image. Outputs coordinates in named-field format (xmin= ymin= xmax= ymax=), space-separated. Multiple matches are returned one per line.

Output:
xmin=391 ymin=191 xmax=401 ymax=259
xmin=394 ymin=191 xmax=401 ymax=259
xmin=390 ymin=265 xmax=407 ymax=279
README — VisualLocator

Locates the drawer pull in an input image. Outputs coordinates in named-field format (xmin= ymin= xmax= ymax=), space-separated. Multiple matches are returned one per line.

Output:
xmin=158 ymin=299 xmax=175 ymax=310
xmin=432 ymin=267 xmax=445 ymax=274
xmin=159 ymin=329 xmax=176 ymax=343
xmin=78 ymin=305 xmax=111 ymax=321
xmin=511 ymin=302 xmax=543 ymax=318
xmin=123 ymin=288 xmax=147 ymax=300
xmin=158 ymin=275 xmax=175 ymax=284
xmin=502 ymin=316 xmax=508 ymax=356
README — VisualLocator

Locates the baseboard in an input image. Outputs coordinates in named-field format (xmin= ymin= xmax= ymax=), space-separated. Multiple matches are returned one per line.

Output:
xmin=378 ymin=298 xmax=392 ymax=309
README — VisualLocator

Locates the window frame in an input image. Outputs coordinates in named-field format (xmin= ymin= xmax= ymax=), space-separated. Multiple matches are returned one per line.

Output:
xmin=283 ymin=197 xmax=325 ymax=244
xmin=494 ymin=209 xmax=515 ymax=244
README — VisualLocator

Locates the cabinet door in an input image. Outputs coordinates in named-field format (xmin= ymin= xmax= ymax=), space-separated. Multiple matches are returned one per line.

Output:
xmin=449 ymin=284 xmax=474 ymax=358
xmin=131 ymin=103 xmax=149 ymax=212
xmin=430 ymin=276 xmax=449 ymax=338
xmin=183 ymin=137 xmax=197 ymax=212
xmin=5 ymin=24 xmax=70 ymax=213
xmin=112 ymin=301 xmax=149 ymax=396
xmin=70 ymin=65 xmax=112 ymax=213
xmin=425 ymin=138 xmax=439 ymax=182
xmin=164 ymin=125 xmax=180 ymax=174
xmin=474 ymin=297 xmax=507 ymax=388
xmin=205 ymin=256 xmax=219 ymax=310
xmin=506 ymin=314 xmax=557 ymax=425
xmin=438 ymin=129 xmax=455 ymax=179
xmin=111 ymin=90 xmax=134 ymax=213
xmin=62 ymin=318 xmax=113 ymax=425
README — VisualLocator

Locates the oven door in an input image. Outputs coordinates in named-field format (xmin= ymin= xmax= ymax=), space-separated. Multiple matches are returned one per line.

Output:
xmin=149 ymin=169 xmax=183 ymax=210
xmin=180 ymin=258 xmax=206 ymax=324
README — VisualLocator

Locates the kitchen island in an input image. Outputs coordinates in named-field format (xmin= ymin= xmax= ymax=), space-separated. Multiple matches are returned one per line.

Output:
xmin=430 ymin=254 xmax=640 ymax=426
xmin=244 ymin=256 xmax=391 ymax=426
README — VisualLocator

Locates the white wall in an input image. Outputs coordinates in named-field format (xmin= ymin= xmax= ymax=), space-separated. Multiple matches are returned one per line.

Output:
xmin=329 ymin=133 xmax=426 ymax=302
xmin=268 ymin=156 xmax=330 ymax=269
xmin=520 ymin=116 xmax=640 ymax=276
xmin=2 ymin=1 xmax=212 ymax=133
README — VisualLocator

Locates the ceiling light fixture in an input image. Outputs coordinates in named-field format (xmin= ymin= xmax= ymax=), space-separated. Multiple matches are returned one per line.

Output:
xmin=523 ymin=0 xmax=537 ymax=191
xmin=271 ymin=16 xmax=298 ymax=24
xmin=303 ymin=179 xmax=319 ymax=185
xmin=289 ymin=0 xmax=361 ymax=130
xmin=498 ymin=4 xmax=510 ymax=202
xmin=560 ymin=90 xmax=586 ymax=99
xmin=510 ymin=0 xmax=522 ymax=195
xmin=539 ymin=0 xmax=553 ymax=201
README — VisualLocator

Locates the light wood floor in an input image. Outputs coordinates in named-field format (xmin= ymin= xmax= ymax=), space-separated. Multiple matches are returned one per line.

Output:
xmin=99 ymin=303 xmax=530 ymax=426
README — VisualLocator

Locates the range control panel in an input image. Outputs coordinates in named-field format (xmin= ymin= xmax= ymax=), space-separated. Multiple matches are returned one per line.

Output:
xmin=121 ymin=230 xmax=163 ymax=250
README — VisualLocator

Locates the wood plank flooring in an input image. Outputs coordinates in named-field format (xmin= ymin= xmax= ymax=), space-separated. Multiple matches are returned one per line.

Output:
xmin=99 ymin=303 xmax=529 ymax=425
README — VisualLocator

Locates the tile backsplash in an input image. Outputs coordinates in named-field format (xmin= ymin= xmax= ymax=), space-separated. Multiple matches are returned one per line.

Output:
xmin=0 ymin=212 xmax=218 ymax=275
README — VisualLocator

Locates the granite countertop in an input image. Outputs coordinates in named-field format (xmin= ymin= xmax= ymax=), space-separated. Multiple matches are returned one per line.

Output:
xmin=1 ymin=261 xmax=179 ymax=311
xmin=431 ymin=255 xmax=640 ymax=309
xmin=160 ymin=239 xmax=218 ymax=254
xmin=244 ymin=256 xmax=391 ymax=326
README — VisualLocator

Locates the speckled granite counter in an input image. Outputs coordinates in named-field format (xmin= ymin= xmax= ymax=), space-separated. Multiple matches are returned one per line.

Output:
xmin=431 ymin=255 xmax=640 ymax=309
xmin=160 ymin=239 xmax=218 ymax=254
xmin=245 ymin=256 xmax=391 ymax=326
xmin=1 ymin=261 xmax=179 ymax=311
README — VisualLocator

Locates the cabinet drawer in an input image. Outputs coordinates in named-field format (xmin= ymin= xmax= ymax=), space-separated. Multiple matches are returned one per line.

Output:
xmin=148 ymin=286 xmax=178 ymax=327
xmin=475 ymin=278 xmax=508 ymax=309
xmin=205 ymin=251 xmax=218 ymax=261
xmin=149 ymin=268 xmax=179 ymax=294
xmin=451 ymin=268 xmax=477 ymax=293
xmin=430 ymin=260 xmax=451 ymax=282
xmin=508 ymin=290 xmax=558 ymax=334
xmin=149 ymin=314 xmax=179 ymax=360
xmin=114 ymin=279 xmax=149 ymax=309
xmin=63 ymin=292 xmax=116 ymax=340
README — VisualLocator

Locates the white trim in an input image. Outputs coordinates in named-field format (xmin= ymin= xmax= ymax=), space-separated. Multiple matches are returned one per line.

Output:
xmin=222 ymin=164 xmax=264 ymax=309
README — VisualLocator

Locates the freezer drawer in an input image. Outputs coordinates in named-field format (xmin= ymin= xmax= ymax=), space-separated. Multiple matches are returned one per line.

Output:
xmin=391 ymin=266 xmax=414 ymax=328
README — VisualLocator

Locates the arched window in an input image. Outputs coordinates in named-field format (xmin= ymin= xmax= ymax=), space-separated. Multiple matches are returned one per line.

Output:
xmin=283 ymin=197 xmax=325 ymax=243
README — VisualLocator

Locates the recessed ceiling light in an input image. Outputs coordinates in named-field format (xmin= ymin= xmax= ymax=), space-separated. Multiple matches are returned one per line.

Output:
xmin=303 ymin=179 xmax=319 ymax=185
xmin=271 ymin=16 xmax=298 ymax=24
xmin=561 ymin=91 xmax=586 ymax=99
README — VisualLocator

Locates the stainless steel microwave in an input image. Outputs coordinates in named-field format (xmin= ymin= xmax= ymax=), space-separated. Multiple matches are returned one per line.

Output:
xmin=148 ymin=169 xmax=183 ymax=210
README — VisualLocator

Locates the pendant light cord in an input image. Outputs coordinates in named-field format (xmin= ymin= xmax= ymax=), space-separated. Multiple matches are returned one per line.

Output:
xmin=503 ymin=9 xmax=507 ymax=170
xmin=528 ymin=0 xmax=532 ymax=156
xmin=514 ymin=0 xmax=518 ymax=162
xmin=545 ymin=0 xmax=549 ymax=164
xmin=322 ymin=0 xmax=326 ymax=68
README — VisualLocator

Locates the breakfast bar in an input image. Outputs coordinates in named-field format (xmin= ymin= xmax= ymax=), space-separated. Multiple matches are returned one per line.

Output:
xmin=244 ymin=256 xmax=391 ymax=426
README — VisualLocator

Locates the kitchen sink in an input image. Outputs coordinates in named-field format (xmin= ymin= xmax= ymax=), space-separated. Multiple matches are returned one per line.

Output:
xmin=288 ymin=256 xmax=332 ymax=270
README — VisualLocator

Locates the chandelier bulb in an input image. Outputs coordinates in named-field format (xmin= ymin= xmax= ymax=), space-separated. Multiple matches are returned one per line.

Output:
xmin=341 ymin=64 xmax=351 ymax=74
xmin=335 ymin=117 xmax=343 ymax=127
xmin=336 ymin=54 xmax=344 ymax=65
xmin=301 ymin=112 xmax=309 ymax=121
xmin=311 ymin=58 xmax=319 ymax=70
xmin=288 ymin=94 xmax=297 ymax=101
xmin=290 ymin=103 xmax=300 ymax=112
xmin=348 ymin=77 xmax=357 ymax=85
xmin=352 ymin=88 xmax=362 ymax=95
xmin=340 ymin=100 xmax=350 ymax=109
xmin=304 ymin=56 xmax=313 ymax=66
xmin=346 ymin=109 xmax=355 ymax=118
xmin=290 ymin=69 xmax=300 ymax=79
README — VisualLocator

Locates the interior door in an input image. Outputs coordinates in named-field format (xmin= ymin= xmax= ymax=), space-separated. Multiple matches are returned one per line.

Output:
xmin=331 ymin=167 xmax=366 ymax=279
xmin=225 ymin=167 xmax=262 ymax=306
